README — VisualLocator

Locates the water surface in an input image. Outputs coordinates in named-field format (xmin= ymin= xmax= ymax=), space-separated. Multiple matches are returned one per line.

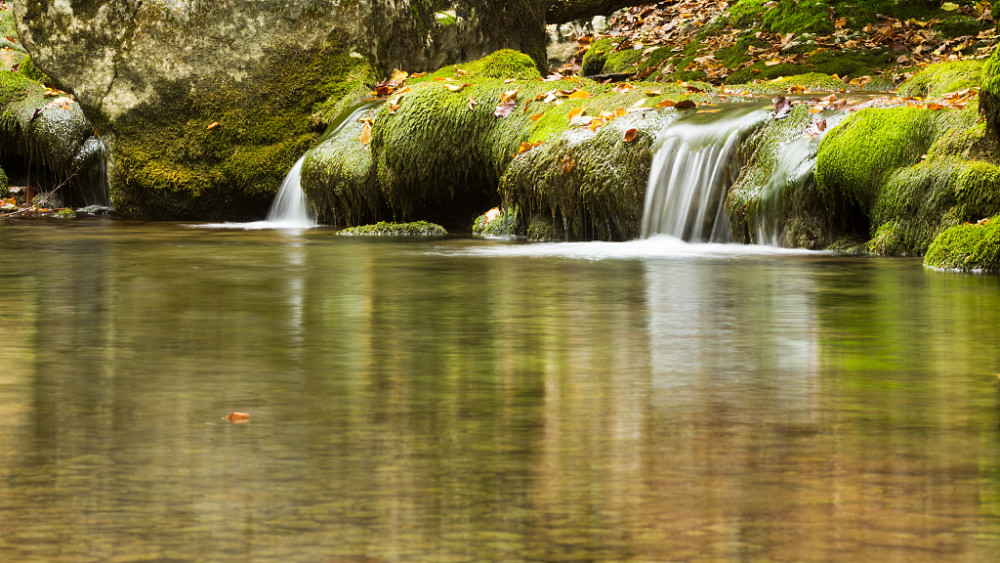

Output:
xmin=1 ymin=220 xmax=999 ymax=561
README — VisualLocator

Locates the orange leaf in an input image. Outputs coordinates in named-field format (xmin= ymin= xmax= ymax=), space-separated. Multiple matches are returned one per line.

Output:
xmin=206 ymin=121 xmax=221 ymax=130
xmin=411 ymin=72 xmax=427 ymax=78
xmin=468 ymin=95 xmax=478 ymax=111
xmin=645 ymin=90 xmax=663 ymax=96
xmin=567 ymin=89 xmax=592 ymax=100
xmin=504 ymin=78 xmax=517 ymax=84
xmin=433 ymin=77 xmax=455 ymax=83
xmin=614 ymin=83 xmax=636 ymax=93
xmin=562 ymin=155 xmax=575 ymax=173
xmin=530 ymin=112 xmax=544 ymax=122
xmin=517 ymin=141 xmax=542 ymax=155
xmin=455 ymin=68 xmax=468 ymax=76
xmin=445 ymin=83 xmax=472 ymax=92
xmin=360 ymin=119 xmax=373 ymax=144
xmin=501 ymin=85 xmax=521 ymax=104
xmin=623 ymin=128 xmax=638 ymax=142
xmin=656 ymin=99 xmax=677 ymax=108
xmin=567 ymin=107 xmax=585 ymax=121
xmin=225 ymin=412 xmax=250 ymax=423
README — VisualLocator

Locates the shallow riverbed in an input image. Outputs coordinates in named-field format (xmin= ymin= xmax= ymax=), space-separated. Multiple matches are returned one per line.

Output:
xmin=1 ymin=220 xmax=999 ymax=561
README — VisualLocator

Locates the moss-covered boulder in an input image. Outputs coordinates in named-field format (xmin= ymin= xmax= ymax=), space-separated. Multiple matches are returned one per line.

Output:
xmin=302 ymin=50 xmax=718 ymax=239
xmin=581 ymin=37 xmax=643 ymax=76
xmin=337 ymin=221 xmax=447 ymax=237
xmin=898 ymin=60 xmax=983 ymax=99
xmin=981 ymin=46 xmax=1000 ymax=140
xmin=14 ymin=1 xmax=549 ymax=220
xmin=924 ymin=217 xmax=1000 ymax=271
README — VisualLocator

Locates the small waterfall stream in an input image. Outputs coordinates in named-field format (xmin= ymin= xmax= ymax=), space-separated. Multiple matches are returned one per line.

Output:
xmin=264 ymin=156 xmax=314 ymax=228
xmin=641 ymin=104 xmax=771 ymax=242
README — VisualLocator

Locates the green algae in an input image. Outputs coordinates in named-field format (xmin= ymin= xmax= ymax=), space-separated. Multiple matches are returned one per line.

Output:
xmin=924 ymin=217 xmax=1000 ymax=271
xmin=337 ymin=220 xmax=447 ymax=237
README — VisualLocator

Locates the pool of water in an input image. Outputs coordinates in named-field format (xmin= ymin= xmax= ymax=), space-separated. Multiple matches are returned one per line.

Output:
xmin=1 ymin=220 xmax=999 ymax=561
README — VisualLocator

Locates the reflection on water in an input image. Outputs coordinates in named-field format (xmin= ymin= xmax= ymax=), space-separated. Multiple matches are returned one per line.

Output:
xmin=1 ymin=221 xmax=999 ymax=561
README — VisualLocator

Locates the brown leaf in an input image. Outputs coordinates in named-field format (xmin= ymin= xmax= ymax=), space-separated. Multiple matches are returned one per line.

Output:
xmin=468 ymin=95 xmax=478 ymax=111
xmin=206 ymin=121 xmax=221 ymax=130
xmin=614 ymin=83 xmax=636 ymax=93
xmin=495 ymin=100 xmax=516 ymax=118
xmin=623 ymin=128 xmax=638 ymax=142
xmin=530 ymin=112 xmax=544 ymax=122
xmin=360 ymin=118 xmax=373 ymax=144
xmin=675 ymin=100 xmax=697 ymax=109
xmin=773 ymin=95 xmax=793 ymax=119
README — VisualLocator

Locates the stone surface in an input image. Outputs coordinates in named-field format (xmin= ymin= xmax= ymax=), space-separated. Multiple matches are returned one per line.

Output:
xmin=13 ymin=1 xmax=547 ymax=219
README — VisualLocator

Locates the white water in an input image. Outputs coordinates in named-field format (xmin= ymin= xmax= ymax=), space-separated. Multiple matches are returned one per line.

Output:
xmin=641 ymin=105 xmax=771 ymax=242
xmin=265 ymin=156 xmax=314 ymax=227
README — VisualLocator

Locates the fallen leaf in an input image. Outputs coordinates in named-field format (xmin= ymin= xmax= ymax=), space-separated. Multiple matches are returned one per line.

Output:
xmin=483 ymin=207 xmax=501 ymax=224
xmin=562 ymin=155 xmax=575 ymax=173
xmin=942 ymin=2 xmax=960 ymax=11
xmin=567 ymin=107 xmax=585 ymax=121
xmin=468 ymin=95 xmax=478 ymax=110
xmin=455 ymin=68 xmax=468 ymax=76
xmin=390 ymin=69 xmax=409 ymax=83
xmin=501 ymin=85 xmax=521 ymax=104
xmin=504 ymin=78 xmax=517 ymax=84
xmin=225 ymin=412 xmax=250 ymax=423
xmin=206 ymin=121 xmax=221 ymax=130
xmin=614 ymin=83 xmax=636 ymax=93
xmin=774 ymin=95 xmax=793 ymax=119
xmin=623 ymin=128 xmax=638 ymax=142
xmin=360 ymin=118 xmax=373 ymax=144
xmin=567 ymin=89 xmax=592 ymax=100
xmin=445 ymin=82 xmax=472 ymax=92
xmin=656 ymin=99 xmax=677 ymax=108
xmin=530 ymin=112 xmax=544 ymax=122
xmin=495 ymin=100 xmax=516 ymax=118
xmin=411 ymin=72 xmax=427 ymax=78
xmin=433 ymin=77 xmax=455 ymax=83
xmin=675 ymin=100 xmax=697 ymax=109
xmin=518 ymin=141 xmax=542 ymax=155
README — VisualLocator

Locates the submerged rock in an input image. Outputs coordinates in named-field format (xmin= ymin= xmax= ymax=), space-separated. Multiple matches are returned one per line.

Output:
xmin=14 ymin=1 xmax=548 ymax=220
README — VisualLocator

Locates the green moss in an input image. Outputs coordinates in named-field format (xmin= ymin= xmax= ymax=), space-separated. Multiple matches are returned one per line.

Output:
xmin=981 ymin=46 xmax=1000 ymax=138
xmin=725 ymin=49 xmax=895 ymax=84
xmin=53 ymin=208 xmax=76 ymax=218
xmin=111 ymin=34 xmax=376 ymax=220
xmin=302 ymin=51 xmax=717 ymax=238
xmin=460 ymin=49 xmax=541 ymax=81
xmin=924 ymin=217 xmax=1000 ymax=271
xmin=472 ymin=206 xmax=519 ymax=237
xmin=816 ymin=106 xmax=941 ymax=211
xmin=0 ymin=165 xmax=7 ymax=198
xmin=898 ymin=60 xmax=983 ymax=98
xmin=0 ymin=5 xmax=17 ymax=38
xmin=726 ymin=0 xmax=980 ymax=36
xmin=337 ymin=221 xmax=447 ymax=236
xmin=727 ymin=72 xmax=845 ymax=94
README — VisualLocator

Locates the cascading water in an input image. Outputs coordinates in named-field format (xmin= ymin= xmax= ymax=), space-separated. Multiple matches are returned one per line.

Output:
xmin=264 ymin=156 xmax=313 ymax=228
xmin=641 ymin=104 xmax=771 ymax=242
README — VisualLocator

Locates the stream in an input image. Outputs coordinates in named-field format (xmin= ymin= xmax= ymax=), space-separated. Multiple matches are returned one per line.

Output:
xmin=1 ymin=220 xmax=999 ymax=561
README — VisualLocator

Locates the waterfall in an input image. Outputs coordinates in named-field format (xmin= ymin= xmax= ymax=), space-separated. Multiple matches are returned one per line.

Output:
xmin=264 ymin=156 xmax=314 ymax=228
xmin=641 ymin=104 xmax=770 ymax=242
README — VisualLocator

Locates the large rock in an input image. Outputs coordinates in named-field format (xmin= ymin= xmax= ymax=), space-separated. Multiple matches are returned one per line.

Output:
xmin=13 ymin=1 xmax=547 ymax=219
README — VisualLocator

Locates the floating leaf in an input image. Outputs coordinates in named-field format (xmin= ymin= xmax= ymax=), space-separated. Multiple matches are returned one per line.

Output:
xmin=225 ymin=412 xmax=250 ymax=423
xmin=623 ymin=128 xmax=638 ymax=142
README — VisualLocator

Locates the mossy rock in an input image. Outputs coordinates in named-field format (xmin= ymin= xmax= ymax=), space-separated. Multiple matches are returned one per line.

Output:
xmin=472 ymin=206 xmax=520 ymax=237
xmin=337 ymin=221 xmax=447 ymax=237
xmin=303 ymin=50 xmax=719 ymax=238
xmin=726 ymin=72 xmax=846 ymax=95
xmin=898 ymin=60 xmax=983 ymax=99
xmin=981 ymin=46 xmax=1000 ymax=139
xmin=0 ymin=165 xmax=7 ymax=197
xmin=581 ymin=38 xmax=643 ymax=76
xmin=725 ymin=49 xmax=895 ymax=84
xmin=924 ymin=217 xmax=1000 ymax=271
